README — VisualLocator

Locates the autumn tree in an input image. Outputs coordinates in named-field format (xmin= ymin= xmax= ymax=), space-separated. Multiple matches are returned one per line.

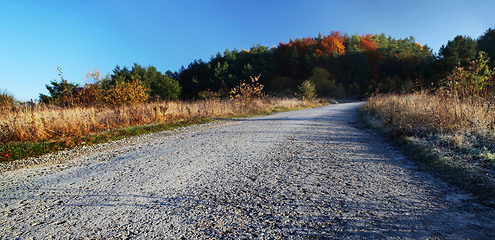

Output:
xmin=359 ymin=34 xmax=381 ymax=79
xmin=78 ymin=69 xmax=105 ymax=106
xmin=103 ymin=77 xmax=149 ymax=106
xmin=174 ymin=30 xmax=438 ymax=98
xmin=276 ymin=38 xmax=316 ymax=83
xmin=443 ymin=52 xmax=495 ymax=99
xmin=287 ymin=37 xmax=315 ymax=57
xmin=315 ymin=31 xmax=346 ymax=57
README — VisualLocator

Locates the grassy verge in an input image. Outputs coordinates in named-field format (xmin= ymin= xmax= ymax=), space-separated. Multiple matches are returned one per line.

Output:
xmin=0 ymin=119 xmax=207 ymax=162
xmin=1 ymin=99 xmax=327 ymax=163
xmin=361 ymin=93 xmax=495 ymax=205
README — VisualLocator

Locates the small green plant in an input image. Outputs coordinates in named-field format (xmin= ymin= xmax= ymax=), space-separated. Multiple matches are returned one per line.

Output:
xmin=298 ymin=80 xmax=316 ymax=100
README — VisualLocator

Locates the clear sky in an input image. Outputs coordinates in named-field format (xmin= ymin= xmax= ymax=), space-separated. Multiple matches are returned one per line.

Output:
xmin=1 ymin=0 xmax=494 ymax=101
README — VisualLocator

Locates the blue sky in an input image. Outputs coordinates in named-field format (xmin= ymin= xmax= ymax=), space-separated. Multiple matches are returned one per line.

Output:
xmin=1 ymin=0 xmax=494 ymax=101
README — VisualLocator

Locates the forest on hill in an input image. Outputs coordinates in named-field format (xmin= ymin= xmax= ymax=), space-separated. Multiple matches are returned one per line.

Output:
xmin=177 ymin=29 xmax=494 ymax=99
xmin=1 ymin=28 xmax=494 ymax=186
xmin=18 ymin=28 xmax=495 ymax=107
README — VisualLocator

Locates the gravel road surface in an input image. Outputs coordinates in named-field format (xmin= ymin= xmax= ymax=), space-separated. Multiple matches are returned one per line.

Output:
xmin=1 ymin=102 xmax=494 ymax=239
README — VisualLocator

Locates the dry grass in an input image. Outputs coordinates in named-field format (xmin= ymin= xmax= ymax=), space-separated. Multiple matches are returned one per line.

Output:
xmin=363 ymin=93 xmax=495 ymax=203
xmin=0 ymin=98 xmax=320 ymax=144
xmin=365 ymin=93 xmax=495 ymax=135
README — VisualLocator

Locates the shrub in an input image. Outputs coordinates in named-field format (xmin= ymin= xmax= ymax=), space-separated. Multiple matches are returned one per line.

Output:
xmin=77 ymin=69 xmax=104 ymax=106
xmin=298 ymin=80 xmax=316 ymax=100
xmin=104 ymin=77 xmax=149 ymax=106
xmin=229 ymin=75 xmax=265 ymax=107
xmin=443 ymin=52 xmax=495 ymax=100
xmin=308 ymin=67 xmax=335 ymax=96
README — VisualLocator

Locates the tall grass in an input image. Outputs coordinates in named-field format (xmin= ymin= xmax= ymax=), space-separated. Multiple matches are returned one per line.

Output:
xmin=363 ymin=93 xmax=495 ymax=203
xmin=0 ymin=90 xmax=16 ymax=113
xmin=365 ymin=93 xmax=495 ymax=135
xmin=0 ymin=98 xmax=319 ymax=144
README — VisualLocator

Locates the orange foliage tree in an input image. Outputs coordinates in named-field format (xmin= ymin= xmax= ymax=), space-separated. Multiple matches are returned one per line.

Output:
xmin=278 ymin=37 xmax=316 ymax=59
xmin=288 ymin=37 xmax=316 ymax=57
xmin=359 ymin=34 xmax=382 ymax=79
xmin=315 ymin=31 xmax=346 ymax=57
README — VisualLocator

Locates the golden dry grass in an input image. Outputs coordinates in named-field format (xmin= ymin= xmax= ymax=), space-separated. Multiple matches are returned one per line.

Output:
xmin=364 ymin=93 xmax=495 ymax=203
xmin=0 ymin=98 xmax=319 ymax=144
xmin=365 ymin=93 xmax=495 ymax=135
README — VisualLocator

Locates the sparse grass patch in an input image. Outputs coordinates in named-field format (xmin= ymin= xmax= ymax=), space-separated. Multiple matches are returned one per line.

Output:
xmin=362 ymin=93 xmax=495 ymax=205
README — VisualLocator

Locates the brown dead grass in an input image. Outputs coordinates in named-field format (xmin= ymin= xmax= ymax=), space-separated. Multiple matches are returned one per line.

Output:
xmin=363 ymin=93 xmax=495 ymax=204
xmin=365 ymin=93 xmax=495 ymax=135
xmin=0 ymin=98 xmax=320 ymax=144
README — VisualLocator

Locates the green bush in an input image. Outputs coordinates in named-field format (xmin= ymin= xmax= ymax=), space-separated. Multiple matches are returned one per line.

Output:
xmin=298 ymin=80 xmax=316 ymax=100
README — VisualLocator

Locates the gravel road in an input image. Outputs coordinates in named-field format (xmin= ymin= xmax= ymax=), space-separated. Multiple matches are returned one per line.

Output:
xmin=1 ymin=102 xmax=494 ymax=239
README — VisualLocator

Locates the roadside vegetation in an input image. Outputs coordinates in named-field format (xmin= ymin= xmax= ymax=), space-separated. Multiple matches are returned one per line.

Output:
xmin=363 ymin=47 xmax=495 ymax=204
xmin=2 ymin=26 xmax=495 ymax=204
xmin=1 ymin=73 xmax=324 ymax=162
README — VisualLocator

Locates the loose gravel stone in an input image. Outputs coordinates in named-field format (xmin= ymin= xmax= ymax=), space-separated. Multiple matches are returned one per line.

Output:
xmin=1 ymin=102 xmax=494 ymax=239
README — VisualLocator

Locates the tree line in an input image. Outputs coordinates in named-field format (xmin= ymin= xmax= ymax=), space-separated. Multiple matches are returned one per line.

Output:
xmin=39 ymin=65 xmax=180 ymax=107
xmin=39 ymin=28 xmax=495 ymax=106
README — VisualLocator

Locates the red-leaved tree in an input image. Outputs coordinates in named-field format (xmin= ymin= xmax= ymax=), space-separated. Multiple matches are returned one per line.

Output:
xmin=360 ymin=34 xmax=382 ymax=79
xmin=315 ymin=31 xmax=346 ymax=57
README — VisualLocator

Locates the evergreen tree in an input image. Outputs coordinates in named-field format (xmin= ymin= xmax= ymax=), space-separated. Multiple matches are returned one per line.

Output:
xmin=439 ymin=35 xmax=477 ymax=68
xmin=39 ymin=67 xmax=80 ymax=106
xmin=109 ymin=64 xmax=181 ymax=100
xmin=477 ymin=28 xmax=495 ymax=66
